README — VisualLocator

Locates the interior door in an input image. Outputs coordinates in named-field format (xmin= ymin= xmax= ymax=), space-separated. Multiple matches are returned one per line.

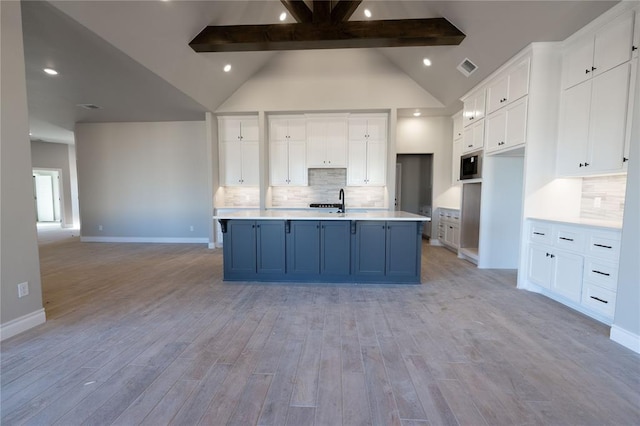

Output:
xmin=34 ymin=175 xmax=55 ymax=221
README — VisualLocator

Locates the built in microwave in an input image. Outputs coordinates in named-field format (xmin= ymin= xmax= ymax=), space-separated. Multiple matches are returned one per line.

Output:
xmin=460 ymin=151 xmax=482 ymax=180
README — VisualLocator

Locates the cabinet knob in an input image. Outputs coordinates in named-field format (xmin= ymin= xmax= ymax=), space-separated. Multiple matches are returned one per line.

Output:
xmin=633 ymin=46 xmax=638 ymax=51
xmin=623 ymin=157 xmax=629 ymax=162
xmin=579 ymin=163 xmax=584 ymax=167
xmin=584 ymin=162 xmax=589 ymax=167
xmin=591 ymin=66 xmax=596 ymax=71
xmin=585 ymin=69 xmax=590 ymax=74
xmin=468 ymin=144 xmax=473 ymax=148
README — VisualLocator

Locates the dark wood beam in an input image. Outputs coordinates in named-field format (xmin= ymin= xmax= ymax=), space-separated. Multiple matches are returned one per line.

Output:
xmin=312 ymin=0 xmax=331 ymax=24
xmin=331 ymin=0 xmax=362 ymax=23
xmin=280 ymin=0 xmax=312 ymax=24
xmin=189 ymin=18 xmax=465 ymax=52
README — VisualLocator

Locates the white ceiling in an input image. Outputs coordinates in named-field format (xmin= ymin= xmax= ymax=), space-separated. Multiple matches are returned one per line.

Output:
xmin=22 ymin=0 xmax=617 ymax=144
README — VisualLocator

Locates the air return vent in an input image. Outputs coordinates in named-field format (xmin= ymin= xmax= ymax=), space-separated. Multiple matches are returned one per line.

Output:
xmin=457 ymin=58 xmax=478 ymax=77
xmin=77 ymin=103 xmax=101 ymax=110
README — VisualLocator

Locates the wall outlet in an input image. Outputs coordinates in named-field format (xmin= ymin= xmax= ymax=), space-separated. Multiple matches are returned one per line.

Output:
xmin=98 ymin=225 xmax=103 ymax=231
xmin=594 ymin=197 xmax=602 ymax=208
xmin=17 ymin=282 xmax=29 ymax=298
xmin=189 ymin=225 xmax=194 ymax=232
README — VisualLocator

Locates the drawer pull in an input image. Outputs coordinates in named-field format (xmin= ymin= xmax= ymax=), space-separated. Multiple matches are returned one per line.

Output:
xmin=559 ymin=237 xmax=574 ymax=242
xmin=533 ymin=232 xmax=545 ymax=236
xmin=593 ymin=243 xmax=612 ymax=249
xmin=590 ymin=296 xmax=608 ymax=304
xmin=592 ymin=270 xmax=610 ymax=277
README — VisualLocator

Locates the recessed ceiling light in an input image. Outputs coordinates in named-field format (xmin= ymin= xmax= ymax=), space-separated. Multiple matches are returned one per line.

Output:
xmin=413 ymin=112 xmax=421 ymax=117
xmin=223 ymin=64 xmax=232 ymax=72
xmin=43 ymin=68 xmax=58 ymax=75
xmin=364 ymin=9 xmax=372 ymax=18
xmin=279 ymin=12 xmax=287 ymax=21
xmin=423 ymin=58 xmax=432 ymax=67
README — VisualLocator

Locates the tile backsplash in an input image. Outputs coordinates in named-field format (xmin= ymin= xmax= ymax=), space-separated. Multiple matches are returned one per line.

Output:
xmin=217 ymin=186 xmax=260 ymax=207
xmin=271 ymin=168 xmax=385 ymax=208
xmin=580 ymin=175 xmax=626 ymax=221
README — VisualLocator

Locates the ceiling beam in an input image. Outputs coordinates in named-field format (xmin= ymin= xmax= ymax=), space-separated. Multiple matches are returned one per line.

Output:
xmin=331 ymin=0 xmax=362 ymax=23
xmin=312 ymin=0 xmax=331 ymax=24
xmin=280 ymin=0 xmax=312 ymax=24
xmin=189 ymin=18 xmax=465 ymax=52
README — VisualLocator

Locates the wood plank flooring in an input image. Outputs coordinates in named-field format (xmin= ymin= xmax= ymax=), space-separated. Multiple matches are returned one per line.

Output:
xmin=1 ymin=237 xmax=639 ymax=425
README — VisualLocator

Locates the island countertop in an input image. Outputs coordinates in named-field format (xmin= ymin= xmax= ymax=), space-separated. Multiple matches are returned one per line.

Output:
xmin=214 ymin=210 xmax=431 ymax=222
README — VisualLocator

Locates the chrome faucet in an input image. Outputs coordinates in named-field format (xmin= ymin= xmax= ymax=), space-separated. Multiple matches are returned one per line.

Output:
xmin=338 ymin=188 xmax=345 ymax=213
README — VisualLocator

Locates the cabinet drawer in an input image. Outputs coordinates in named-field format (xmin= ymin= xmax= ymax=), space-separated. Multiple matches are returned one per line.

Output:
xmin=583 ymin=258 xmax=618 ymax=291
xmin=529 ymin=223 xmax=552 ymax=244
xmin=554 ymin=226 xmax=585 ymax=252
xmin=586 ymin=232 xmax=621 ymax=260
xmin=582 ymin=283 xmax=616 ymax=318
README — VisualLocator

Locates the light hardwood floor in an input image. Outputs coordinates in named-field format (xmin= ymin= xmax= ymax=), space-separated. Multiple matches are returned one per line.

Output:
xmin=1 ymin=237 xmax=639 ymax=425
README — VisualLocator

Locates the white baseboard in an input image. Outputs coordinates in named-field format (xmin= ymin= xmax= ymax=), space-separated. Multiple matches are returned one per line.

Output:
xmin=430 ymin=239 xmax=443 ymax=246
xmin=208 ymin=243 xmax=216 ymax=249
xmin=0 ymin=308 xmax=46 ymax=341
xmin=610 ymin=325 xmax=640 ymax=354
xmin=80 ymin=236 xmax=209 ymax=244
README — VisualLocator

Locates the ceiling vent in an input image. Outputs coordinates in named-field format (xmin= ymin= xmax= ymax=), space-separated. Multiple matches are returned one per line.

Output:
xmin=77 ymin=103 xmax=101 ymax=110
xmin=457 ymin=58 xmax=478 ymax=77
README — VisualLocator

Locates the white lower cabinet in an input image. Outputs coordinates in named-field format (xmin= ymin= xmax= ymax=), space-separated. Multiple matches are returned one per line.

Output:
xmin=437 ymin=208 xmax=460 ymax=251
xmin=525 ymin=219 xmax=621 ymax=324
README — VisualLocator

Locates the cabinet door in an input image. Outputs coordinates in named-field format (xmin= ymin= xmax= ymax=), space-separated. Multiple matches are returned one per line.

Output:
xmin=386 ymin=222 xmax=420 ymax=278
xmin=320 ymin=221 xmax=351 ymax=275
xmin=269 ymin=140 xmax=289 ymax=186
xmin=366 ymin=140 xmax=387 ymax=185
xmin=220 ymin=141 xmax=243 ymax=186
xmin=504 ymin=98 xmax=527 ymax=149
xmin=563 ymin=36 xmax=595 ymax=89
xmin=471 ymin=120 xmax=485 ymax=151
xmin=240 ymin=118 xmax=259 ymax=142
xmin=325 ymin=119 xmax=347 ymax=167
xmin=306 ymin=119 xmax=327 ymax=167
xmin=593 ymin=11 xmax=635 ymax=78
xmin=507 ymin=58 xmax=530 ymax=103
xmin=451 ymin=224 xmax=460 ymax=248
xmin=557 ymin=81 xmax=591 ymax=176
xmin=287 ymin=118 xmax=307 ymax=140
xmin=348 ymin=118 xmax=368 ymax=141
xmin=453 ymin=113 xmax=463 ymax=140
xmin=527 ymin=244 xmax=552 ymax=289
xmin=256 ymin=221 xmax=285 ymax=275
xmin=552 ymin=251 xmax=584 ymax=303
xmin=365 ymin=117 xmax=387 ymax=141
xmin=241 ymin=141 xmax=259 ymax=185
xmin=463 ymin=91 xmax=485 ymax=126
xmin=485 ymin=110 xmax=506 ymax=152
xmin=287 ymin=221 xmax=320 ymax=275
xmin=452 ymin=139 xmax=461 ymax=185
xmin=588 ymin=62 xmax=631 ymax=174
xmin=223 ymin=220 xmax=256 ymax=275
xmin=487 ymin=75 xmax=509 ymax=114
xmin=219 ymin=118 xmax=242 ymax=141
xmin=269 ymin=118 xmax=289 ymax=142
xmin=354 ymin=221 xmax=386 ymax=276
xmin=347 ymin=140 xmax=368 ymax=185
xmin=462 ymin=126 xmax=475 ymax=152
xmin=288 ymin=140 xmax=308 ymax=185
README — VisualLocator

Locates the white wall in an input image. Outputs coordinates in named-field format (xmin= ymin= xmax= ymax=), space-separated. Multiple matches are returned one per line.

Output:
xmin=31 ymin=141 xmax=75 ymax=228
xmin=1 ymin=1 xmax=45 ymax=338
xmin=75 ymin=121 xmax=211 ymax=243
xmin=396 ymin=116 xmax=461 ymax=236
xmin=217 ymin=49 xmax=444 ymax=113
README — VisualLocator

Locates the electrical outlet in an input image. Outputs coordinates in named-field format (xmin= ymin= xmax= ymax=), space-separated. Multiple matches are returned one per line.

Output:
xmin=594 ymin=197 xmax=602 ymax=208
xmin=98 ymin=225 xmax=103 ymax=231
xmin=189 ymin=225 xmax=194 ymax=232
xmin=17 ymin=282 xmax=29 ymax=298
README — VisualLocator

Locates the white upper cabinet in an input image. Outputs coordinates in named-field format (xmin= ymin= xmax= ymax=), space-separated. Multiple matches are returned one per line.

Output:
xmin=557 ymin=62 xmax=633 ymax=176
xmin=269 ymin=116 xmax=307 ymax=186
xmin=486 ymin=58 xmax=530 ymax=114
xmin=306 ymin=117 xmax=348 ymax=168
xmin=462 ymin=89 xmax=486 ymax=127
xmin=486 ymin=97 xmax=528 ymax=154
xmin=218 ymin=116 xmax=259 ymax=186
xmin=347 ymin=114 xmax=387 ymax=186
xmin=563 ymin=11 xmax=636 ymax=89
xmin=452 ymin=111 xmax=463 ymax=140
xmin=462 ymin=120 xmax=484 ymax=153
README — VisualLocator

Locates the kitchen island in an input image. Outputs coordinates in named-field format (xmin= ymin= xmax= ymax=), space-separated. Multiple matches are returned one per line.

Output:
xmin=215 ymin=210 xmax=430 ymax=284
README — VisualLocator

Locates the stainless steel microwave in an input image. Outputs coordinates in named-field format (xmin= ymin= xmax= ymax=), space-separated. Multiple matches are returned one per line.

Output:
xmin=460 ymin=151 xmax=482 ymax=180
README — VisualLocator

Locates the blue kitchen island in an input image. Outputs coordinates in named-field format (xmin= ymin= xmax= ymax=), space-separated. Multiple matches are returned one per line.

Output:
xmin=215 ymin=210 xmax=431 ymax=284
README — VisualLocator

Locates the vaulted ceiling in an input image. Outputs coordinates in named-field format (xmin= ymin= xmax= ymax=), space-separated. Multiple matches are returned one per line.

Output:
xmin=22 ymin=0 xmax=617 ymax=144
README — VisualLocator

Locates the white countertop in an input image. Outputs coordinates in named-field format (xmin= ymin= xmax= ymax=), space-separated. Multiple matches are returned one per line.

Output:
xmin=528 ymin=216 xmax=623 ymax=230
xmin=214 ymin=210 xmax=431 ymax=221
